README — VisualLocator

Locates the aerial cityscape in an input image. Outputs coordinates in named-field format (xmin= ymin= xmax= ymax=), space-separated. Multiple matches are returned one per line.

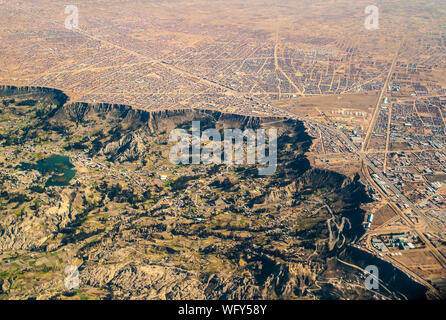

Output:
xmin=0 ymin=0 xmax=445 ymax=302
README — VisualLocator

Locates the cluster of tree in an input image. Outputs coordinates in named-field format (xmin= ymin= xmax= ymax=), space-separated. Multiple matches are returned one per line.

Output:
xmin=33 ymin=104 xmax=55 ymax=120
xmin=16 ymin=99 xmax=37 ymax=106
xmin=29 ymin=185 xmax=45 ymax=193
xmin=64 ymin=141 xmax=88 ymax=151
xmin=61 ymin=228 xmax=105 ymax=245
xmin=2 ymin=191 xmax=31 ymax=205
xmin=1 ymin=98 xmax=15 ymax=107
xmin=40 ymin=121 xmax=68 ymax=135
xmin=88 ymin=136 xmax=103 ymax=156
xmin=96 ymin=181 xmax=148 ymax=205
xmin=108 ymin=125 xmax=123 ymax=142
xmin=0 ymin=133 xmax=20 ymax=146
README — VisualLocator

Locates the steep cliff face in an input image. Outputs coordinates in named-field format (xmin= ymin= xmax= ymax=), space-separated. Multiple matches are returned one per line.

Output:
xmin=52 ymin=103 xmax=293 ymax=163
xmin=0 ymin=85 xmax=68 ymax=107
xmin=296 ymin=169 xmax=368 ymax=239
